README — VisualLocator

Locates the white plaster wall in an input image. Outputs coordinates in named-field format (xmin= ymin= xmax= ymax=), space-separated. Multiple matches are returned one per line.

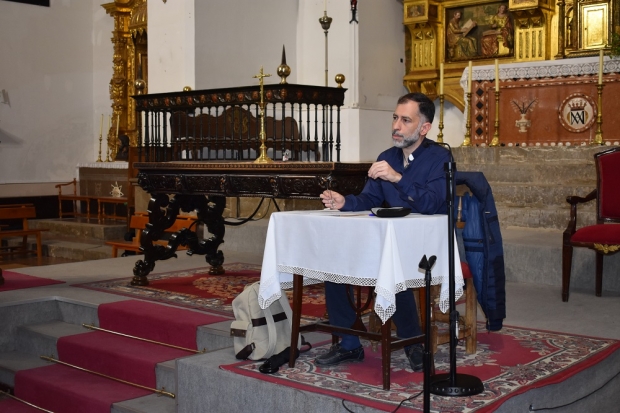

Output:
xmin=194 ymin=0 xmax=298 ymax=89
xmin=0 ymin=0 xmax=113 ymax=197
xmin=148 ymin=0 xmax=195 ymax=93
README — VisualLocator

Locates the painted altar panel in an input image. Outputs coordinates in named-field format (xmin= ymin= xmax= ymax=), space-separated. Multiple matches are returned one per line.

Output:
xmin=445 ymin=2 xmax=515 ymax=62
xmin=462 ymin=56 xmax=620 ymax=146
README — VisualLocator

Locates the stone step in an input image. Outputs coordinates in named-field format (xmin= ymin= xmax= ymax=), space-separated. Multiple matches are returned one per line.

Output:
xmin=0 ymin=351 xmax=50 ymax=388
xmin=496 ymin=205 xmax=596 ymax=231
xmin=15 ymin=321 xmax=86 ymax=359
xmin=112 ymin=393 xmax=177 ymax=413
xmin=31 ymin=218 xmax=127 ymax=241
xmin=457 ymin=162 xmax=596 ymax=185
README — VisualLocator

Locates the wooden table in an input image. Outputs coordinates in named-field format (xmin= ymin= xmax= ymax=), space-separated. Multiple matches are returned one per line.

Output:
xmin=131 ymin=161 xmax=371 ymax=286
xmin=257 ymin=210 xmax=463 ymax=390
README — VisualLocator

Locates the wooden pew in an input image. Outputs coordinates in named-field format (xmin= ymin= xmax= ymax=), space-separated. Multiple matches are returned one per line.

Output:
xmin=0 ymin=204 xmax=49 ymax=262
xmin=106 ymin=213 xmax=197 ymax=257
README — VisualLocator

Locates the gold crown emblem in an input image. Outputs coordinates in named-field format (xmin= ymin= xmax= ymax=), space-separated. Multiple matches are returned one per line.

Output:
xmin=568 ymin=99 xmax=587 ymax=111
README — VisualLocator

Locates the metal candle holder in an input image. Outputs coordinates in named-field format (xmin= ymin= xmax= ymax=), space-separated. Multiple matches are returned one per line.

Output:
xmin=462 ymin=92 xmax=472 ymax=147
xmin=437 ymin=94 xmax=445 ymax=143
xmin=489 ymin=91 xmax=500 ymax=147
xmin=593 ymin=84 xmax=604 ymax=145
xmin=319 ymin=11 xmax=333 ymax=87
xmin=253 ymin=66 xmax=274 ymax=164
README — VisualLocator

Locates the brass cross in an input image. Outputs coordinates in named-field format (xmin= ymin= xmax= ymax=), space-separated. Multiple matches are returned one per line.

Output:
xmin=253 ymin=66 xmax=272 ymax=108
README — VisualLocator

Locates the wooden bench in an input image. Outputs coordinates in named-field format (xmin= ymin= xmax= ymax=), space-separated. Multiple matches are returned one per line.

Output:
xmin=105 ymin=213 xmax=197 ymax=257
xmin=55 ymin=178 xmax=91 ymax=219
xmin=0 ymin=204 xmax=49 ymax=262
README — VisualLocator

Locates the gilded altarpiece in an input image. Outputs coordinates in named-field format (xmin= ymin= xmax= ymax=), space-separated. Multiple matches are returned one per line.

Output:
xmin=102 ymin=0 xmax=148 ymax=157
xmin=403 ymin=0 xmax=555 ymax=110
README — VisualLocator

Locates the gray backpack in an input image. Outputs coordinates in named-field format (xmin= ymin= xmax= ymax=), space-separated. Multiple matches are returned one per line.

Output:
xmin=230 ymin=282 xmax=300 ymax=360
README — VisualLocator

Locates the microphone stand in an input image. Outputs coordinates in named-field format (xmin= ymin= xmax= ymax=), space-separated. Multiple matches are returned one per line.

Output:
xmin=418 ymin=254 xmax=436 ymax=413
xmin=430 ymin=151 xmax=484 ymax=396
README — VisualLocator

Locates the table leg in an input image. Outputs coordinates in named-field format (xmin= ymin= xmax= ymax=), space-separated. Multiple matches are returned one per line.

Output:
xmin=289 ymin=274 xmax=303 ymax=368
xmin=381 ymin=320 xmax=392 ymax=391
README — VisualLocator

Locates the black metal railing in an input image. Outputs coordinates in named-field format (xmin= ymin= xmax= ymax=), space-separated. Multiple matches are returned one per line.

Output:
xmin=132 ymin=84 xmax=346 ymax=163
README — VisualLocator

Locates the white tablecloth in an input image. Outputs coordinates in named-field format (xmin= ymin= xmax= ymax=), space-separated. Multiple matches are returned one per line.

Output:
xmin=257 ymin=210 xmax=463 ymax=323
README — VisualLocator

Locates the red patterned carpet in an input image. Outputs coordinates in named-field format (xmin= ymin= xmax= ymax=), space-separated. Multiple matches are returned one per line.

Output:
xmin=221 ymin=324 xmax=620 ymax=413
xmin=74 ymin=263 xmax=327 ymax=322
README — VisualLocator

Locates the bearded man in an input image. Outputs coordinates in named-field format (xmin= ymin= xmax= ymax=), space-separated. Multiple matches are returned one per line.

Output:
xmin=316 ymin=92 xmax=450 ymax=372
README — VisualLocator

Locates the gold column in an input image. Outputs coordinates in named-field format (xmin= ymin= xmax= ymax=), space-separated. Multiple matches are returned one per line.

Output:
xmin=103 ymin=0 xmax=145 ymax=151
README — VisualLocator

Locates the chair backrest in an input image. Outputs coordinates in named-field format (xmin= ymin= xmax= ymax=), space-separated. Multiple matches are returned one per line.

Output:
xmin=55 ymin=178 xmax=78 ymax=196
xmin=595 ymin=147 xmax=620 ymax=222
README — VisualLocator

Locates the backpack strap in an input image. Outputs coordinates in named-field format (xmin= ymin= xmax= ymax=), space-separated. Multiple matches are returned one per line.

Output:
xmin=254 ymin=282 xmax=278 ymax=358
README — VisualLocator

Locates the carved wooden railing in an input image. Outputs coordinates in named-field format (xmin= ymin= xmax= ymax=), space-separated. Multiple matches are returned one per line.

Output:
xmin=132 ymin=84 xmax=346 ymax=163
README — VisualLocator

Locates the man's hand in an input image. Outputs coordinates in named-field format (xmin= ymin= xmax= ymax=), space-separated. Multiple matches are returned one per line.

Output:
xmin=368 ymin=160 xmax=402 ymax=183
xmin=320 ymin=190 xmax=345 ymax=210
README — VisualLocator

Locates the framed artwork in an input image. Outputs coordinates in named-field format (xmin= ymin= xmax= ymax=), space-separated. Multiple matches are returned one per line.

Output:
xmin=404 ymin=1 xmax=427 ymax=23
xmin=445 ymin=2 xmax=514 ymax=62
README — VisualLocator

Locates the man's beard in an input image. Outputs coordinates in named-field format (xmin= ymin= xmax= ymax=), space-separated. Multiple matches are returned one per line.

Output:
xmin=392 ymin=122 xmax=423 ymax=148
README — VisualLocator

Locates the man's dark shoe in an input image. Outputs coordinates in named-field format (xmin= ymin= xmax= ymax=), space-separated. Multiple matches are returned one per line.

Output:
xmin=315 ymin=344 xmax=364 ymax=366
xmin=405 ymin=344 xmax=424 ymax=372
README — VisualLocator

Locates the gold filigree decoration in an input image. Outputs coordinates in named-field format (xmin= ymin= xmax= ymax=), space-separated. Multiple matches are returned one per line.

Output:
xmin=593 ymin=243 xmax=620 ymax=254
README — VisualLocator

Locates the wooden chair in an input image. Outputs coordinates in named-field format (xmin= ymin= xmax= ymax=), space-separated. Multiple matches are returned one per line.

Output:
xmin=417 ymin=262 xmax=477 ymax=355
xmin=562 ymin=147 xmax=620 ymax=302
xmin=0 ymin=204 xmax=49 ymax=262
xmin=106 ymin=213 xmax=197 ymax=257
xmin=55 ymin=178 xmax=91 ymax=219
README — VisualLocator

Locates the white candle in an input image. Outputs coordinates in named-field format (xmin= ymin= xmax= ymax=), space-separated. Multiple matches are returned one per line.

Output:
xmin=324 ymin=0 xmax=327 ymax=12
xmin=598 ymin=50 xmax=604 ymax=84
xmin=116 ymin=114 xmax=120 ymax=137
xmin=495 ymin=59 xmax=499 ymax=90
xmin=439 ymin=63 xmax=444 ymax=95
xmin=467 ymin=61 xmax=472 ymax=92
xmin=99 ymin=114 xmax=103 ymax=136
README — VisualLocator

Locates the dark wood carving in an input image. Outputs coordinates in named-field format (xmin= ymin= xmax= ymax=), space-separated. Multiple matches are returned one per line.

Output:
xmin=133 ymin=161 xmax=371 ymax=284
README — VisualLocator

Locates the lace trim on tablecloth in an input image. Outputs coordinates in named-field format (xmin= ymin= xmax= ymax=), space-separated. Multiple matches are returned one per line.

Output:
xmin=257 ymin=265 xmax=463 ymax=323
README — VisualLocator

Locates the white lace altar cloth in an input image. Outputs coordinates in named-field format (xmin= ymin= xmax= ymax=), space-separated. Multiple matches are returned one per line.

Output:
xmin=257 ymin=210 xmax=463 ymax=324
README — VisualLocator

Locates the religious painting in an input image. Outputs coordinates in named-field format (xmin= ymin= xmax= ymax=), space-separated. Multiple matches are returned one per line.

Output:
xmin=404 ymin=1 xmax=427 ymax=23
xmin=445 ymin=2 xmax=514 ymax=62
xmin=509 ymin=0 xmax=539 ymax=9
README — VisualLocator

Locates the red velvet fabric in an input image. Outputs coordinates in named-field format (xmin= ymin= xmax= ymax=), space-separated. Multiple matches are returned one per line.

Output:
xmin=0 ymin=271 xmax=64 ymax=291
xmin=571 ymin=224 xmax=620 ymax=245
xmin=14 ymin=364 xmax=150 ymax=413
xmin=98 ymin=299 xmax=227 ymax=350
xmin=57 ymin=331 xmax=189 ymax=387
xmin=598 ymin=150 xmax=620 ymax=219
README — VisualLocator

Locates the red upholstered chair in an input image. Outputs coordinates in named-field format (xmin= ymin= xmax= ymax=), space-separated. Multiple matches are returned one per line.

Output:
xmin=562 ymin=147 xmax=620 ymax=302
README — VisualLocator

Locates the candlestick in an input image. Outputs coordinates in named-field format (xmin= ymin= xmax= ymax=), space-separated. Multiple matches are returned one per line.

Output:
xmin=439 ymin=63 xmax=444 ymax=95
xmin=598 ymin=50 xmax=604 ymax=85
xmin=490 ymin=90 xmax=500 ymax=147
xmin=462 ymin=91 xmax=472 ymax=147
xmin=96 ymin=114 xmax=104 ymax=162
xmin=495 ymin=59 xmax=499 ymax=90
xmin=467 ymin=61 xmax=472 ymax=92
xmin=593 ymin=84 xmax=604 ymax=145
xmin=105 ymin=115 xmax=111 ymax=162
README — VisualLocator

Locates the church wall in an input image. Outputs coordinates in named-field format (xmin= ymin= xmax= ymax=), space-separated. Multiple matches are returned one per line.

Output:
xmin=0 ymin=0 xmax=113 ymax=197
xmin=193 ymin=0 xmax=299 ymax=90
xmin=148 ymin=0 xmax=196 ymax=93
